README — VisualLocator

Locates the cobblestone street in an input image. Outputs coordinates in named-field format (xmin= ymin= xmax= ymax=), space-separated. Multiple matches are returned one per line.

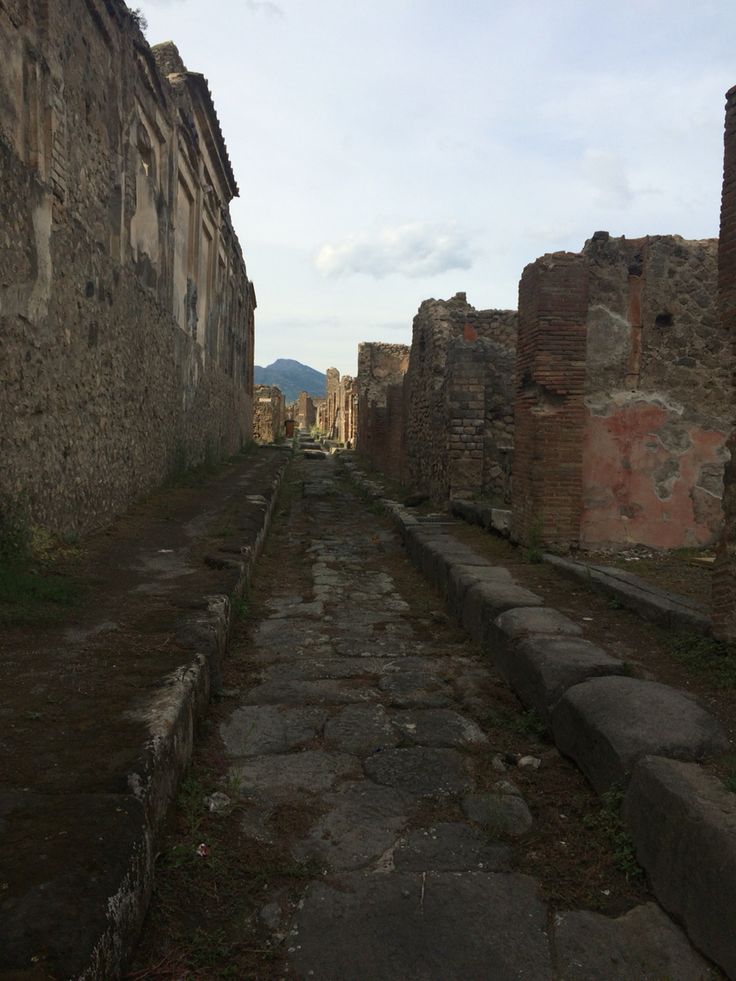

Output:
xmin=137 ymin=453 xmax=715 ymax=980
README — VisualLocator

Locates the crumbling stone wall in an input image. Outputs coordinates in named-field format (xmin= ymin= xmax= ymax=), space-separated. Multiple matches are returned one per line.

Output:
xmin=339 ymin=375 xmax=357 ymax=446
xmin=403 ymin=294 xmax=517 ymax=503
xmin=253 ymin=385 xmax=286 ymax=443
xmin=714 ymin=85 xmax=736 ymax=640
xmin=513 ymin=234 xmax=729 ymax=550
xmin=356 ymin=343 xmax=409 ymax=478
xmin=296 ymin=392 xmax=317 ymax=431
xmin=0 ymin=0 xmax=255 ymax=535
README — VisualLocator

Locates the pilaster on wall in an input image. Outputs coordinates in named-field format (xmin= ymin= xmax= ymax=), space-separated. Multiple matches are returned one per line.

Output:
xmin=513 ymin=253 xmax=589 ymax=548
xmin=714 ymin=85 xmax=736 ymax=640
xmin=446 ymin=340 xmax=486 ymax=499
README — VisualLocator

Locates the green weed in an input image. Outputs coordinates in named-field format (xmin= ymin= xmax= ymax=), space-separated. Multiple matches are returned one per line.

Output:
xmin=668 ymin=631 xmax=736 ymax=689
xmin=583 ymin=787 xmax=642 ymax=881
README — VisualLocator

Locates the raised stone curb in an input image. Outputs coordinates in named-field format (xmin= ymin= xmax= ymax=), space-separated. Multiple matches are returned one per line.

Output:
xmin=624 ymin=757 xmax=736 ymax=979
xmin=551 ymin=676 xmax=729 ymax=793
xmin=1 ymin=449 xmax=290 ymax=980
xmin=341 ymin=461 xmax=734 ymax=976
xmin=543 ymin=553 xmax=712 ymax=635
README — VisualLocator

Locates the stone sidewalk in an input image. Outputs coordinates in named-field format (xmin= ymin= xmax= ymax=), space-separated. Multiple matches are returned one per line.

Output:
xmin=0 ymin=447 xmax=290 ymax=979
xmin=215 ymin=452 xmax=716 ymax=980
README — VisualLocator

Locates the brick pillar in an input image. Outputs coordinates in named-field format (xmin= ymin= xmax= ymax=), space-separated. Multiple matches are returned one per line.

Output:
xmin=714 ymin=85 xmax=736 ymax=640
xmin=446 ymin=339 xmax=485 ymax=499
xmin=512 ymin=253 xmax=589 ymax=548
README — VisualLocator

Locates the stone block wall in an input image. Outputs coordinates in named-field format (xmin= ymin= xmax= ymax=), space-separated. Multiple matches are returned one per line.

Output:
xmin=296 ymin=392 xmax=317 ymax=430
xmin=339 ymin=375 xmax=357 ymax=447
xmin=0 ymin=0 xmax=255 ymax=535
xmin=404 ymin=293 xmax=517 ymax=503
xmin=356 ymin=343 xmax=409 ymax=477
xmin=513 ymin=235 xmax=729 ymax=550
xmin=714 ymin=85 xmax=736 ymax=640
xmin=253 ymin=385 xmax=286 ymax=443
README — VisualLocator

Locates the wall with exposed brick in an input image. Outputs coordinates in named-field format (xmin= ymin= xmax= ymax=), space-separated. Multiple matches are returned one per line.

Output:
xmin=356 ymin=343 xmax=409 ymax=478
xmin=253 ymin=385 xmax=286 ymax=443
xmin=0 ymin=0 xmax=255 ymax=535
xmin=513 ymin=235 xmax=729 ymax=550
xmin=714 ymin=85 xmax=736 ymax=640
xmin=404 ymin=293 xmax=517 ymax=503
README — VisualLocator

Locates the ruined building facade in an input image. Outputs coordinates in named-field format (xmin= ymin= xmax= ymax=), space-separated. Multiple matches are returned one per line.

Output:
xmin=0 ymin=0 xmax=255 ymax=535
xmin=252 ymin=385 xmax=285 ymax=444
xmin=513 ymin=234 xmax=729 ymax=551
xmin=356 ymin=343 xmax=410 ymax=479
xmin=403 ymin=294 xmax=517 ymax=504
xmin=317 ymin=368 xmax=357 ymax=444
xmin=714 ymin=85 xmax=736 ymax=640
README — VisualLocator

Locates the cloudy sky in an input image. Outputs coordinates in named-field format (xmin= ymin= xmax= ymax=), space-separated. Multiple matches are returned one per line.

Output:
xmin=137 ymin=0 xmax=736 ymax=376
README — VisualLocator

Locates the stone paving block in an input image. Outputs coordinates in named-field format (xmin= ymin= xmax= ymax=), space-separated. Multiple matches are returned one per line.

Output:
xmin=220 ymin=705 xmax=328 ymax=756
xmin=291 ymin=781 xmax=410 ymax=871
xmin=496 ymin=635 xmax=626 ymax=724
xmin=323 ymin=704 xmax=399 ymax=754
xmin=624 ymin=756 xmax=736 ymax=979
xmin=287 ymin=870 xmax=553 ymax=980
xmin=231 ymin=751 xmax=361 ymax=796
xmin=364 ymin=747 xmax=473 ymax=796
xmin=244 ymin=678 xmax=381 ymax=705
xmin=555 ymin=902 xmax=715 ymax=980
xmin=491 ymin=606 xmax=583 ymax=644
xmin=446 ymin=563 xmax=514 ymax=619
xmin=461 ymin=581 xmax=543 ymax=646
xmin=551 ymin=677 xmax=729 ymax=792
xmin=462 ymin=790 xmax=534 ymax=836
xmin=260 ymin=657 xmax=388 ymax=682
xmin=378 ymin=669 xmax=454 ymax=708
xmin=393 ymin=822 xmax=512 ymax=872
xmin=391 ymin=708 xmax=488 ymax=748
xmin=423 ymin=540 xmax=490 ymax=593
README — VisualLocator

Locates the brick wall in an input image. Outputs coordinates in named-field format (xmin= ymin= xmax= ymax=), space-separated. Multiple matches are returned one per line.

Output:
xmin=714 ymin=85 xmax=736 ymax=640
xmin=0 ymin=0 xmax=255 ymax=535
xmin=513 ymin=254 xmax=589 ymax=548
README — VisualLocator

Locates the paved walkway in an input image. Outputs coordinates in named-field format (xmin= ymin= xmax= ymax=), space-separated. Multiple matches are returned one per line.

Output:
xmin=216 ymin=453 xmax=713 ymax=980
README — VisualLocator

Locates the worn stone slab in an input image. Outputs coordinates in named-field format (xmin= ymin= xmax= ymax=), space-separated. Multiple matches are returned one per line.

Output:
xmin=391 ymin=708 xmax=488 ymax=748
xmin=462 ymin=581 xmax=543 ymax=646
xmin=231 ymin=751 xmax=361 ymax=796
xmin=555 ymin=902 xmax=716 ymax=980
xmin=421 ymin=539 xmax=491 ymax=593
xmin=378 ymin=669 xmax=454 ymax=708
xmin=393 ymin=823 xmax=512 ymax=872
xmin=462 ymin=790 xmax=534 ymax=836
xmin=543 ymin=553 xmax=712 ymax=635
xmin=291 ymin=781 xmax=410 ymax=871
xmin=260 ymin=657 xmax=388 ymax=682
xmin=551 ymin=677 xmax=729 ymax=792
xmin=243 ymin=679 xmax=381 ymax=706
xmin=364 ymin=747 xmax=473 ymax=796
xmin=446 ymin=563 xmax=514 ymax=619
xmin=492 ymin=606 xmax=583 ymax=643
xmin=287 ymin=871 xmax=553 ymax=980
xmin=220 ymin=705 xmax=328 ymax=756
xmin=624 ymin=756 xmax=736 ymax=978
xmin=495 ymin=635 xmax=626 ymax=724
xmin=323 ymin=704 xmax=399 ymax=754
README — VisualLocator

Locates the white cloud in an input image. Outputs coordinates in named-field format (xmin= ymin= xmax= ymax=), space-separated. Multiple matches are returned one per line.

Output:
xmin=581 ymin=148 xmax=635 ymax=208
xmin=314 ymin=222 xmax=475 ymax=280
xmin=243 ymin=0 xmax=284 ymax=16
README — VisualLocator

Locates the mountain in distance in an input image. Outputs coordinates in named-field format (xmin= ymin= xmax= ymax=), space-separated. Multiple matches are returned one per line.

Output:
xmin=253 ymin=358 xmax=327 ymax=403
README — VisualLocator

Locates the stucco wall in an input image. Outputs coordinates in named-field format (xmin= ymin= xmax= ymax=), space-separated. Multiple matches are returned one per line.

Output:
xmin=0 ymin=0 xmax=255 ymax=535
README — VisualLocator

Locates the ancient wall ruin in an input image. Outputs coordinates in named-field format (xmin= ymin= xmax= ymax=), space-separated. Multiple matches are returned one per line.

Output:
xmin=356 ymin=343 xmax=409 ymax=479
xmin=714 ymin=85 xmax=736 ymax=640
xmin=252 ymin=385 xmax=285 ymax=443
xmin=338 ymin=375 xmax=357 ymax=446
xmin=403 ymin=294 xmax=517 ymax=503
xmin=0 ymin=0 xmax=255 ymax=535
xmin=513 ymin=234 xmax=729 ymax=550
xmin=295 ymin=392 xmax=317 ymax=431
